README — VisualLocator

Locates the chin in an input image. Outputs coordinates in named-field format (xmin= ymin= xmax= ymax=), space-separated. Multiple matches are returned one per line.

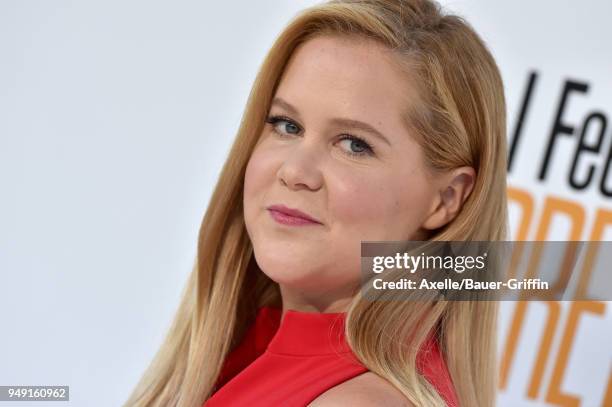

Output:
xmin=258 ymin=262 xmax=312 ymax=286
xmin=253 ymin=251 xmax=317 ymax=286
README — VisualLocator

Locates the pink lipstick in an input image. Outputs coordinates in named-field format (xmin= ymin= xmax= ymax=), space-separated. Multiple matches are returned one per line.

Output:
xmin=266 ymin=204 xmax=322 ymax=226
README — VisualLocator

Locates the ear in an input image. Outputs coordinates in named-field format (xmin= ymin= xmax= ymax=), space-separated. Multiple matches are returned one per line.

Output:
xmin=421 ymin=166 xmax=476 ymax=230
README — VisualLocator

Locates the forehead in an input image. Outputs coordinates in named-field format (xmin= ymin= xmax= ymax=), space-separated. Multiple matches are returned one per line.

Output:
xmin=274 ymin=35 xmax=415 ymax=135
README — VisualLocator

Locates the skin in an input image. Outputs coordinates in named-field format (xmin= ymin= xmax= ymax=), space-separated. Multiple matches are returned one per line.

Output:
xmin=242 ymin=33 xmax=474 ymax=406
xmin=243 ymin=34 xmax=474 ymax=317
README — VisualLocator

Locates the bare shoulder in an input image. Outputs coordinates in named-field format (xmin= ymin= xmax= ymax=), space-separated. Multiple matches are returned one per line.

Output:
xmin=308 ymin=372 xmax=415 ymax=407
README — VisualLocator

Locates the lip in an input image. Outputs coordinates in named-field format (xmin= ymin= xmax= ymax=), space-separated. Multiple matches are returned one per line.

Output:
xmin=266 ymin=204 xmax=322 ymax=226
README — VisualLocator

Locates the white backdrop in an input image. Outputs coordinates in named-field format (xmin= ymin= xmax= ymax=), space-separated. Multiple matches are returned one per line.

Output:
xmin=1 ymin=1 xmax=610 ymax=406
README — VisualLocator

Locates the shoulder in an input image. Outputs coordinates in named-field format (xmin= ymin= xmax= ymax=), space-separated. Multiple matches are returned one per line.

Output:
xmin=308 ymin=372 xmax=415 ymax=407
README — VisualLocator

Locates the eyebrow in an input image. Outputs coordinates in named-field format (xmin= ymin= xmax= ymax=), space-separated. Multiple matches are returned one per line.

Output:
xmin=270 ymin=97 xmax=391 ymax=146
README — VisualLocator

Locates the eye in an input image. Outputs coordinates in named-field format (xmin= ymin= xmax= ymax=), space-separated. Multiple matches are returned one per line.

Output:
xmin=265 ymin=115 xmax=302 ymax=136
xmin=337 ymin=135 xmax=375 ymax=157
xmin=264 ymin=115 xmax=376 ymax=158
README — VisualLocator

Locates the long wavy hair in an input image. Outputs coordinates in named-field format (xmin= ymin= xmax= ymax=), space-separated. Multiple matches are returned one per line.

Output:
xmin=123 ymin=0 xmax=508 ymax=406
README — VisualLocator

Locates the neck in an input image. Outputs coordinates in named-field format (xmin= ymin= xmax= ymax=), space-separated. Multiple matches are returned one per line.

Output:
xmin=279 ymin=284 xmax=357 ymax=319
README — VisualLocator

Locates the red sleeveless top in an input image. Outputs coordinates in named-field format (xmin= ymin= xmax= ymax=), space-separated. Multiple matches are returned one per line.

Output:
xmin=204 ymin=306 xmax=459 ymax=406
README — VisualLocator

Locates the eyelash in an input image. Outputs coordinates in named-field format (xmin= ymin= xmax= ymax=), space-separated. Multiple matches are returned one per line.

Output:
xmin=264 ymin=115 xmax=376 ymax=158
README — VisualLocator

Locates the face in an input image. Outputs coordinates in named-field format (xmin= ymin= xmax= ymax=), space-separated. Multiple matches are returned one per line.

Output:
xmin=243 ymin=35 xmax=442 ymax=293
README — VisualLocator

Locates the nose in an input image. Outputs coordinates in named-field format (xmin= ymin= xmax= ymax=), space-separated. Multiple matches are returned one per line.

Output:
xmin=276 ymin=140 xmax=323 ymax=191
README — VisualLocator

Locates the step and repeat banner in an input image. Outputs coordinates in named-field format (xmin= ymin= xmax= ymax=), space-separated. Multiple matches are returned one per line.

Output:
xmin=476 ymin=2 xmax=612 ymax=406
xmin=499 ymin=72 xmax=612 ymax=406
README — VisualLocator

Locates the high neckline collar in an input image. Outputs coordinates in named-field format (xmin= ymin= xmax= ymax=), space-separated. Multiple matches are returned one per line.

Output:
xmin=257 ymin=306 xmax=352 ymax=356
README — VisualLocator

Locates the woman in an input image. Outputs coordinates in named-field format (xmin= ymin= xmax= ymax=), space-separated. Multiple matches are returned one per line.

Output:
xmin=124 ymin=0 xmax=508 ymax=406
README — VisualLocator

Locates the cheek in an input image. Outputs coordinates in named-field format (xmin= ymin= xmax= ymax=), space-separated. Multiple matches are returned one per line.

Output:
xmin=329 ymin=170 xmax=433 ymax=239
xmin=329 ymin=174 xmax=386 ymax=222
xmin=243 ymin=147 xmax=274 ymax=223
xmin=244 ymin=143 xmax=276 ymax=196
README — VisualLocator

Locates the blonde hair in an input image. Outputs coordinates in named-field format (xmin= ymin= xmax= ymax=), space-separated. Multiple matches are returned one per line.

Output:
xmin=123 ymin=0 xmax=508 ymax=406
